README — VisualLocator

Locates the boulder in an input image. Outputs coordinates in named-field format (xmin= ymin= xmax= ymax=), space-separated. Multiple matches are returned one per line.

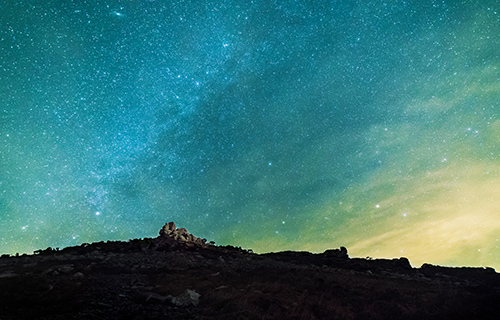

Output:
xmin=323 ymin=246 xmax=349 ymax=259
xmin=172 ymin=289 xmax=200 ymax=307
xmin=159 ymin=221 xmax=177 ymax=236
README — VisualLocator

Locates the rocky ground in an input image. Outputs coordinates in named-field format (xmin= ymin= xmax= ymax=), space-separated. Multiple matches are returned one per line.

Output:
xmin=1 ymin=222 xmax=500 ymax=319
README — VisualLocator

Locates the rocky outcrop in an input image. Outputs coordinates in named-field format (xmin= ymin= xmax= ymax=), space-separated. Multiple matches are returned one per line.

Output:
xmin=323 ymin=246 xmax=349 ymax=259
xmin=153 ymin=221 xmax=208 ymax=250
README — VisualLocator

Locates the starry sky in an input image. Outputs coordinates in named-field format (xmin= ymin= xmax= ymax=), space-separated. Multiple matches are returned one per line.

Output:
xmin=1 ymin=0 xmax=500 ymax=269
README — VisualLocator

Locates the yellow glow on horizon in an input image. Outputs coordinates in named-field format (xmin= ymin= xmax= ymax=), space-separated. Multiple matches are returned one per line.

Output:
xmin=300 ymin=163 xmax=500 ymax=269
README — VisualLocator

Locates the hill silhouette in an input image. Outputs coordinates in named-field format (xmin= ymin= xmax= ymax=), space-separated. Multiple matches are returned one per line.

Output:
xmin=1 ymin=222 xmax=499 ymax=319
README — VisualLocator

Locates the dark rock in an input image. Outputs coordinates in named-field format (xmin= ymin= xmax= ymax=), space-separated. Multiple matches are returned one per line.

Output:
xmin=323 ymin=246 xmax=349 ymax=259
xmin=0 ymin=272 xmax=17 ymax=278
xmin=72 ymin=272 xmax=85 ymax=281
xmin=171 ymin=289 xmax=200 ymax=307
xmin=144 ymin=292 xmax=172 ymax=303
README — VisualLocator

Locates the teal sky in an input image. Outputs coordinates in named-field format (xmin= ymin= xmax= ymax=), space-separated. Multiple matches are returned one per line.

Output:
xmin=2 ymin=1 xmax=500 ymax=269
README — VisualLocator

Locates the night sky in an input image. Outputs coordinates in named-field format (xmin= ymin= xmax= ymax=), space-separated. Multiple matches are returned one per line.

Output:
xmin=2 ymin=0 xmax=500 ymax=269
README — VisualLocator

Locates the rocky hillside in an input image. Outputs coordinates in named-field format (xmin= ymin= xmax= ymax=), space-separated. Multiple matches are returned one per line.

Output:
xmin=1 ymin=222 xmax=499 ymax=319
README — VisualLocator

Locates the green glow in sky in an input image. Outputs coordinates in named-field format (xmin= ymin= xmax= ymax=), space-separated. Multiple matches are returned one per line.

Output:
xmin=1 ymin=1 xmax=500 ymax=269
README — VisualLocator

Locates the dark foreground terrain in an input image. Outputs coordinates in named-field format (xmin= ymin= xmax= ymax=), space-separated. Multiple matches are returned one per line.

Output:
xmin=1 ymin=222 xmax=500 ymax=320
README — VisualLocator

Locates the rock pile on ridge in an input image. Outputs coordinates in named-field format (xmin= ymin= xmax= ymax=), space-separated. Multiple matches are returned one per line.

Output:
xmin=153 ymin=221 xmax=208 ymax=250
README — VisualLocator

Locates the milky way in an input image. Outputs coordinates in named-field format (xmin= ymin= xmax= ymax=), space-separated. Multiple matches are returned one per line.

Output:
xmin=2 ymin=1 xmax=500 ymax=269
